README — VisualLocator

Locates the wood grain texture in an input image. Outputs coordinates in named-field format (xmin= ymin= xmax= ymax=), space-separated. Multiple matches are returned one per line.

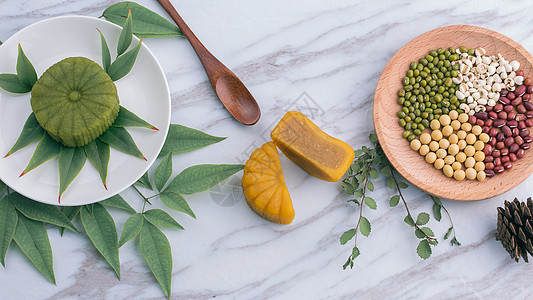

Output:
xmin=374 ymin=25 xmax=533 ymax=201
xmin=157 ymin=0 xmax=261 ymax=125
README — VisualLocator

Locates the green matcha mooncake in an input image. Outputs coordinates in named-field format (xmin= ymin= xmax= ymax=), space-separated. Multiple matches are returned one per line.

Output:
xmin=31 ymin=57 xmax=119 ymax=147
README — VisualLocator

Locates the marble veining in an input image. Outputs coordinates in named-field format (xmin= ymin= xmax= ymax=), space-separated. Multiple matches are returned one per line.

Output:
xmin=2 ymin=0 xmax=533 ymax=299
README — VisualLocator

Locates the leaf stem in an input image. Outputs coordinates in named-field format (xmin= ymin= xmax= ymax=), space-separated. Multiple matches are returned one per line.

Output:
xmin=132 ymin=185 xmax=152 ymax=213
xmin=441 ymin=204 xmax=459 ymax=243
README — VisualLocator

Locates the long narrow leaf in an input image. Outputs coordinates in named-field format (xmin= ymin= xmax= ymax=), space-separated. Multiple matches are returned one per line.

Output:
xmin=113 ymin=106 xmax=157 ymax=130
xmin=99 ymin=194 xmax=135 ymax=213
xmin=13 ymin=213 xmax=55 ymax=284
xmin=80 ymin=204 xmax=120 ymax=278
xmin=102 ymin=2 xmax=183 ymax=38
xmin=84 ymin=140 xmax=110 ymax=188
xmin=159 ymin=124 xmax=226 ymax=157
xmin=144 ymin=209 xmax=183 ymax=229
xmin=107 ymin=39 xmax=142 ymax=81
xmin=97 ymin=29 xmax=111 ymax=72
xmin=16 ymin=44 xmax=37 ymax=88
xmin=5 ymin=113 xmax=44 ymax=157
xmin=160 ymin=191 xmax=195 ymax=219
xmin=59 ymin=206 xmax=80 ymax=236
xmin=58 ymin=146 xmax=87 ymax=202
xmin=98 ymin=126 xmax=144 ymax=159
xmin=0 ymin=180 xmax=6 ymax=195
xmin=10 ymin=193 xmax=77 ymax=232
xmin=165 ymin=164 xmax=244 ymax=195
xmin=0 ymin=74 xmax=31 ymax=93
xmin=140 ymin=219 xmax=172 ymax=298
xmin=154 ymin=152 xmax=172 ymax=192
xmin=135 ymin=172 xmax=153 ymax=190
xmin=0 ymin=196 xmax=18 ymax=266
xmin=21 ymin=134 xmax=60 ymax=176
xmin=118 ymin=213 xmax=142 ymax=247
xmin=117 ymin=9 xmax=133 ymax=56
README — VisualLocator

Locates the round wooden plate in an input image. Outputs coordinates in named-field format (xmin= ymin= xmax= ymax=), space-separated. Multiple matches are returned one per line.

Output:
xmin=374 ymin=25 xmax=533 ymax=201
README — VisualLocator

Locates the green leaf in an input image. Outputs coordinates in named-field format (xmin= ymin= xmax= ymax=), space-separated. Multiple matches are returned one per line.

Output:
xmin=451 ymin=237 xmax=461 ymax=246
xmin=416 ymin=212 xmax=430 ymax=226
xmin=389 ymin=195 xmax=400 ymax=207
xmin=98 ymin=126 xmax=145 ymax=159
xmin=166 ymin=164 xmax=244 ymax=195
xmin=431 ymin=195 xmax=442 ymax=206
xmin=366 ymin=180 xmax=374 ymax=192
xmin=97 ymin=29 xmax=111 ymax=72
xmin=414 ymin=229 xmax=425 ymax=239
xmin=107 ymin=39 xmax=142 ymax=81
xmin=80 ymin=204 xmax=120 ymax=278
xmin=113 ymin=106 xmax=157 ymax=130
xmin=102 ymin=1 xmax=183 ymax=38
xmin=5 ymin=113 xmax=44 ymax=157
xmin=354 ymin=188 xmax=363 ymax=198
xmin=404 ymin=215 xmax=415 ymax=227
xmin=380 ymin=166 xmax=391 ymax=176
xmin=364 ymin=197 xmax=376 ymax=210
xmin=342 ymin=181 xmax=355 ymax=195
xmin=421 ymin=227 xmax=435 ymax=237
xmin=118 ymin=213 xmax=143 ymax=247
xmin=144 ymin=209 xmax=183 ymax=229
xmin=359 ymin=217 xmax=371 ymax=237
xmin=369 ymin=133 xmax=378 ymax=143
xmin=140 ymin=219 xmax=172 ymax=298
xmin=369 ymin=168 xmax=379 ymax=179
xmin=10 ymin=193 xmax=77 ymax=232
xmin=136 ymin=172 xmax=153 ymax=190
xmin=159 ymin=124 xmax=226 ymax=157
xmin=444 ymin=227 xmax=453 ymax=240
xmin=154 ymin=152 xmax=173 ymax=192
xmin=16 ymin=44 xmax=37 ymax=89
xmin=59 ymin=206 xmax=80 ymax=236
xmin=84 ymin=140 xmax=110 ymax=188
xmin=386 ymin=178 xmax=395 ymax=190
xmin=417 ymin=239 xmax=432 ymax=259
xmin=354 ymin=149 xmax=363 ymax=156
xmin=0 ymin=74 xmax=31 ymax=93
xmin=58 ymin=146 xmax=87 ymax=201
xmin=0 ymin=196 xmax=17 ymax=266
xmin=99 ymin=194 xmax=135 ymax=213
xmin=432 ymin=203 xmax=442 ymax=222
xmin=0 ymin=180 xmax=6 ymax=195
xmin=117 ymin=9 xmax=133 ymax=56
xmin=340 ymin=229 xmax=356 ymax=245
xmin=352 ymin=247 xmax=360 ymax=259
xmin=13 ymin=213 xmax=55 ymax=283
xmin=160 ymin=191 xmax=195 ymax=219
xmin=22 ymin=134 xmax=60 ymax=175
xmin=398 ymin=182 xmax=409 ymax=189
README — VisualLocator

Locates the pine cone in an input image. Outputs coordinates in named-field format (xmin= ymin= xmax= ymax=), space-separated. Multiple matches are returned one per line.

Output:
xmin=495 ymin=198 xmax=533 ymax=262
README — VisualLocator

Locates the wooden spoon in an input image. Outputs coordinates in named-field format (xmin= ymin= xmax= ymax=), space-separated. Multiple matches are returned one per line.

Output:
xmin=157 ymin=0 xmax=261 ymax=125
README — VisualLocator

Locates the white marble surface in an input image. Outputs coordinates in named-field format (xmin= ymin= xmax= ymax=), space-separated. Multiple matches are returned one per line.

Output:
xmin=2 ymin=0 xmax=533 ymax=299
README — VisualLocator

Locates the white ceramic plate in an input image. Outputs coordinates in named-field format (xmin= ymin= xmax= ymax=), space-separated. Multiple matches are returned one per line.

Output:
xmin=0 ymin=16 xmax=171 ymax=206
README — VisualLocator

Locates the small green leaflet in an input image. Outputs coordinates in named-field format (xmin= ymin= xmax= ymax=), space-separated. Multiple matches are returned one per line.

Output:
xmin=398 ymin=182 xmax=408 ymax=189
xmin=59 ymin=206 xmax=80 ymax=236
xmin=22 ymin=134 xmax=60 ymax=176
xmin=107 ymin=39 xmax=142 ymax=81
xmin=433 ymin=203 xmax=442 ymax=222
xmin=367 ymin=179 xmax=374 ymax=191
xmin=404 ymin=215 xmax=415 ymax=227
xmin=58 ymin=146 xmax=87 ymax=201
xmin=99 ymin=194 xmax=136 ymax=213
xmin=16 ymin=44 xmax=37 ymax=89
xmin=85 ymin=140 xmax=110 ymax=188
xmin=5 ymin=113 xmax=44 ymax=157
xmin=80 ymin=204 xmax=120 ymax=278
xmin=0 ymin=196 xmax=18 ymax=266
xmin=140 ymin=219 xmax=172 ymax=298
xmin=352 ymin=247 xmax=360 ymax=259
xmin=10 ymin=193 xmax=77 ymax=232
xmin=369 ymin=168 xmax=379 ymax=179
xmin=415 ymin=229 xmax=425 ymax=239
xmin=0 ymin=180 xmax=6 ymax=195
xmin=421 ymin=227 xmax=435 ymax=237
xmin=118 ymin=213 xmax=143 ymax=247
xmin=0 ymin=74 xmax=30 ymax=93
xmin=97 ymin=29 xmax=111 ymax=72
xmin=13 ymin=213 xmax=55 ymax=284
xmin=340 ymin=229 xmax=356 ymax=245
xmin=165 ymin=164 xmax=244 ymax=195
xmin=102 ymin=2 xmax=183 ymax=38
xmin=159 ymin=191 xmax=195 ymax=219
xmin=386 ymin=178 xmax=395 ymax=190
xmin=416 ymin=212 xmax=430 ymax=226
xmin=117 ymin=9 xmax=133 ymax=56
xmin=154 ymin=152 xmax=173 ymax=192
xmin=417 ymin=239 xmax=432 ymax=259
xmin=364 ymin=197 xmax=376 ymax=210
xmin=444 ymin=227 xmax=453 ymax=240
xmin=389 ymin=195 xmax=400 ymax=207
xmin=144 ymin=209 xmax=183 ymax=230
xmin=136 ymin=172 xmax=153 ymax=190
xmin=159 ymin=124 xmax=226 ymax=157
xmin=98 ymin=126 xmax=145 ymax=159
xmin=359 ymin=217 xmax=371 ymax=237
xmin=342 ymin=181 xmax=355 ymax=195
xmin=113 ymin=106 xmax=157 ymax=130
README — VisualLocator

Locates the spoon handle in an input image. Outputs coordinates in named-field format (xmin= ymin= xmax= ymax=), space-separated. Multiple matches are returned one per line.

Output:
xmin=157 ymin=0 xmax=225 ymax=83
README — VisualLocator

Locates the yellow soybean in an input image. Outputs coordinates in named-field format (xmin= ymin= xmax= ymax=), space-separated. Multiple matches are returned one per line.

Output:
xmin=458 ymin=113 xmax=469 ymax=123
xmin=451 ymin=120 xmax=461 ymax=130
xmin=479 ymin=133 xmax=490 ymax=143
xmin=443 ymin=165 xmax=454 ymax=177
xmin=457 ymin=130 xmax=467 ymax=140
xmin=455 ymin=152 xmax=467 ymax=163
xmin=466 ymin=133 xmax=476 ymax=145
xmin=410 ymin=139 xmax=422 ymax=151
xmin=465 ymin=157 xmax=475 ymax=168
xmin=439 ymin=114 xmax=451 ymax=126
xmin=458 ymin=140 xmax=467 ymax=150
xmin=465 ymin=168 xmax=477 ymax=180
xmin=431 ymin=130 xmax=443 ymax=141
xmin=464 ymin=145 xmax=476 ymax=157
xmin=449 ymin=110 xmax=459 ymax=120
xmin=448 ymin=144 xmax=459 ymax=156
xmin=475 ymin=161 xmax=485 ymax=172
xmin=454 ymin=169 xmax=466 ymax=180
xmin=439 ymin=139 xmax=450 ymax=150
xmin=461 ymin=122 xmax=472 ymax=132
xmin=477 ymin=170 xmax=486 ymax=181
xmin=425 ymin=152 xmax=437 ymax=164
xmin=452 ymin=161 xmax=462 ymax=170
xmin=444 ymin=155 xmax=456 ymax=165
xmin=474 ymin=140 xmax=484 ymax=151
xmin=429 ymin=141 xmax=440 ymax=152
xmin=448 ymin=134 xmax=459 ymax=144
xmin=436 ymin=148 xmax=447 ymax=159
xmin=434 ymin=158 xmax=445 ymax=170
xmin=442 ymin=125 xmax=453 ymax=137
xmin=472 ymin=125 xmax=482 ymax=135
xmin=474 ymin=151 xmax=485 ymax=162
xmin=419 ymin=144 xmax=430 ymax=156
xmin=430 ymin=119 xmax=441 ymax=130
